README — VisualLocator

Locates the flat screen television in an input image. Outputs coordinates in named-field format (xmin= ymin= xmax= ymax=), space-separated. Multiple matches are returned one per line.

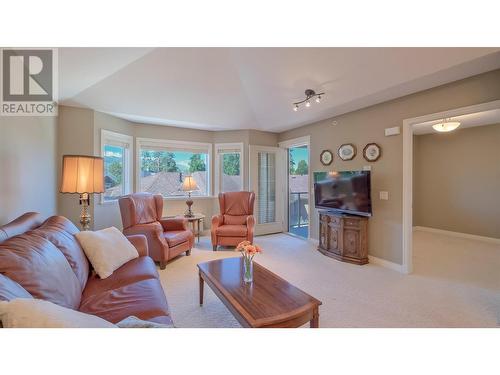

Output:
xmin=313 ymin=171 xmax=372 ymax=217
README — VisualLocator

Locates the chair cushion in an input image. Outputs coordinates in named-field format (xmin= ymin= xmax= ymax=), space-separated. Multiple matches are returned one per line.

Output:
xmin=32 ymin=216 xmax=90 ymax=290
xmin=223 ymin=214 xmax=248 ymax=225
xmin=82 ymin=256 xmax=159 ymax=299
xmin=163 ymin=230 xmax=191 ymax=247
xmin=216 ymin=224 xmax=248 ymax=237
xmin=0 ymin=233 xmax=82 ymax=309
xmin=78 ymin=278 xmax=171 ymax=324
xmin=0 ymin=273 xmax=33 ymax=302
xmin=220 ymin=192 xmax=254 ymax=216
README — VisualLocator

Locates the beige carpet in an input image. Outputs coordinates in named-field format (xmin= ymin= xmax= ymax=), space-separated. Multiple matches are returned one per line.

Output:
xmin=158 ymin=232 xmax=499 ymax=327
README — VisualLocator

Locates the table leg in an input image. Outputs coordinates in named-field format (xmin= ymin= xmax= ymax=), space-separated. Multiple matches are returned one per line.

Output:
xmin=310 ymin=307 xmax=319 ymax=328
xmin=197 ymin=219 xmax=201 ymax=243
xmin=199 ymin=272 xmax=204 ymax=306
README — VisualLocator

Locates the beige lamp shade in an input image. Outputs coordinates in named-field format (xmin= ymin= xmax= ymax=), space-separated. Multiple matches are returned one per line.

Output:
xmin=182 ymin=175 xmax=198 ymax=192
xmin=60 ymin=155 xmax=104 ymax=194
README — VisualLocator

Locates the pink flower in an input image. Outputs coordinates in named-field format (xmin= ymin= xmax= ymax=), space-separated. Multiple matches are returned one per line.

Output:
xmin=235 ymin=241 xmax=263 ymax=256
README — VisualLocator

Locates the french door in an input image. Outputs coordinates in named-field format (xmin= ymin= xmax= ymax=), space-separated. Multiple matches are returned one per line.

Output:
xmin=249 ymin=146 xmax=285 ymax=235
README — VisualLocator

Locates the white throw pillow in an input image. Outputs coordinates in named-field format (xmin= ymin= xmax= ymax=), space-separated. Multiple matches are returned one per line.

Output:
xmin=0 ymin=298 xmax=116 ymax=328
xmin=75 ymin=226 xmax=139 ymax=279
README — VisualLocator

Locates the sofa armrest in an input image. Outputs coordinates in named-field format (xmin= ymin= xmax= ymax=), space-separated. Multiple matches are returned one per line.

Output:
xmin=160 ymin=217 xmax=188 ymax=231
xmin=126 ymin=234 xmax=149 ymax=257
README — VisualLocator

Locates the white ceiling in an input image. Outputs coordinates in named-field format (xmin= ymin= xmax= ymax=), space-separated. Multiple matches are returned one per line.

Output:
xmin=413 ymin=108 xmax=500 ymax=135
xmin=58 ymin=48 xmax=500 ymax=132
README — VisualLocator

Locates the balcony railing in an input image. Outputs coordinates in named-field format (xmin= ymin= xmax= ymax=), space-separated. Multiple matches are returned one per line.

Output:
xmin=289 ymin=191 xmax=309 ymax=238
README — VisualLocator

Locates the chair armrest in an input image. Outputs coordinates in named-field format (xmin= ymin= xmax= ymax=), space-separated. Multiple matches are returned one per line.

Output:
xmin=126 ymin=234 xmax=149 ymax=257
xmin=160 ymin=217 xmax=188 ymax=231
xmin=246 ymin=215 xmax=255 ymax=228
xmin=123 ymin=222 xmax=167 ymax=248
xmin=211 ymin=214 xmax=223 ymax=228
xmin=246 ymin=215 xmax=255 ymax=243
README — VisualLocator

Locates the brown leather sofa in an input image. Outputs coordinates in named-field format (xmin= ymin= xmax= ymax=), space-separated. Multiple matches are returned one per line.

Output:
xmin=119 ymin=193 xmax=195 ymax=269
xmin=211 ymin=191 xmax=256 ymax=251
xmin=0 ymin=212 xmax=173 ymax=326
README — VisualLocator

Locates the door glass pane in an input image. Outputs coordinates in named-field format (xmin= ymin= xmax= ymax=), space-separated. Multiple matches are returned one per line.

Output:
xmin=288 ymin=146 xmax=309 ymax=238
xmin=257 ymin=152 xmax=276 ymax=224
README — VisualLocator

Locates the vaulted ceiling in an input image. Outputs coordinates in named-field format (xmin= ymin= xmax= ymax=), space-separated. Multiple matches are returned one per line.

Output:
xmin=59 ymin=48 xmax=500 ymax=132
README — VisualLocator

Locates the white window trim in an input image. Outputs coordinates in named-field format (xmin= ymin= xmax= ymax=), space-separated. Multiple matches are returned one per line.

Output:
xmin=214 ymin=142 xmax=244 ymax=195
xmin=136 ymin=137 xmax=212 ymax=197
xmin=100 ymin=129 xmax=133 ymax=204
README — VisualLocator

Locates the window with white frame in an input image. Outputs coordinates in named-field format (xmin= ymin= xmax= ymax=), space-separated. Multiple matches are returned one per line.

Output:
xmin=215 ymin=143 xmax=244 ymax=194
xmin=101 ymin=130 xmax=133 ymax=202
xmin=137 ymin=138 xmax=211 ymax=197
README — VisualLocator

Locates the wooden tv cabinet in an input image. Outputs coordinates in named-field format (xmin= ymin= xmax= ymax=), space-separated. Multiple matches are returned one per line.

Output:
xmin=318 ymin=210 xmax=369 ymax=265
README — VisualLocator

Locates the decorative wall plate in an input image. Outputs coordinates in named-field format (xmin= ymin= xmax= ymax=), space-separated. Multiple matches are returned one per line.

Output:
xmin=363 ymin=143 xmax=381 ymax=162
xmin=320 ymin=150 xmax=333 ymax=166
xmin=337 ymin=143 xmax=356 ymax=161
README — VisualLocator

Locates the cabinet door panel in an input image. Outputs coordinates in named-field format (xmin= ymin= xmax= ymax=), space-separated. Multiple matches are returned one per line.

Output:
xmin=343 ymin=229 xmax=360 ymax=257
xmin=328 ymin=224 xmax=341 ymax=254
xmin=319 ymin=216 xmax=329 ymax=249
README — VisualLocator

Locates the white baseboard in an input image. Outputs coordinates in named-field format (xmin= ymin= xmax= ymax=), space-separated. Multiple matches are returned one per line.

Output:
xmin=308 ymin=238 xmax=319 ymax=246
xmin=368 ymin=255 xmax=403 ymax=272
xmin=413 ymin=226 xmax=500 ymax=245
xmin=309 ymin=237 xmax=403 ymax=272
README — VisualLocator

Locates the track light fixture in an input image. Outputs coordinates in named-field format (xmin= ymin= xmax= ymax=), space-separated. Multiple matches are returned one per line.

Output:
xmin=293 ymin=89 xmax=325 ymax=111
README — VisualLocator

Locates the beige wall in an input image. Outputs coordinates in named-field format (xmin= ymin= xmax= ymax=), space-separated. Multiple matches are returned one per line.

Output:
xmin=413 ymin=123 xmax=500 ymax=238
xmin=55 ymin=107 xmax=278 ymax=231
xmin=278 ymin=69 xmax=500 ymax=264
xmin=57 ymin=106 xmax=94 ymax=226
xmin=93 ymin=112 xmax=134 ymax=230
xmin=0 ymin=116 xmax=57 ymax=224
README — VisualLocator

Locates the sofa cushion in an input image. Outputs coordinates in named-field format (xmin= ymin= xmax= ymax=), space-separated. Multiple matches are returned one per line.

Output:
xmin=163 ymin=230 xmax=191 ymax=247
xmin=32 ymin=216 xmax=90 ymax=290
xmin=82 ymin=256 xmax=159 ymax=299
xmin=0 ymin=212 xmax=44 ymax=243
xmin=0 ymin=233 xmax=82 ymax=309
xmin=0 ymin=273 xmax=33 ymax=302
xmin=78 ymin=278 xmax=171 ymax=324
xmin=216 ymin=224 xmax=248 ymax=237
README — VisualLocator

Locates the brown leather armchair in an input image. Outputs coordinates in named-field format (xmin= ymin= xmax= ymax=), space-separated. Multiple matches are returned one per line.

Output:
xmin=119 ymin=193 xmax=194 ymax=269
xmin=211 ymin=191 xmax=255 ymax=251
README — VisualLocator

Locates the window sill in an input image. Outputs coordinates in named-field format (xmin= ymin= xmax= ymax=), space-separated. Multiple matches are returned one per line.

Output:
xmin=98 ymin=195 xmax=218 ymax=205
xmin=99 ymin=199 xmax=119 ymax=205
xmin=162 ymin=195 xmax=217 ymax=201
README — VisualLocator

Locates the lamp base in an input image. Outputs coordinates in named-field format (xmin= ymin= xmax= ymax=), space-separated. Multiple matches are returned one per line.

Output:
xmin=79 ymin=193 xmax=91 ymax=231
xmin=185 ymin=193 xmax=194 ymax=217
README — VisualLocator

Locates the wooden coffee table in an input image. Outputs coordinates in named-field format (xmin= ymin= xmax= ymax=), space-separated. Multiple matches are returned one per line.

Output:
xmin=197 ymin=257 xmax=322 ymax=328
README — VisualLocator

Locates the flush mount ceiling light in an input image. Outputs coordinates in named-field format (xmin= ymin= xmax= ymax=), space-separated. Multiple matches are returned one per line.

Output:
xmin=432 ymin=118 xmax=461 ymax=132
xmin=293 ymin=89 xmax=325 ymax=111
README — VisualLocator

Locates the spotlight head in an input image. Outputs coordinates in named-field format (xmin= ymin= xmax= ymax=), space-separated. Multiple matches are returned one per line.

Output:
xmin=315 ymin=95 xmax=321 ymax=103
xmin=293 ymin=104 xmax=299 ymax=112
xmin=305 ymin=100 xmax=311 ymax=108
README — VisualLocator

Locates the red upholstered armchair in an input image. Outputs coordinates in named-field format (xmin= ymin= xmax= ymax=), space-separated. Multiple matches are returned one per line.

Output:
xmin=211 ymin=191 xmax=255 ymax=251
xmin=119 ymin=193 xmax=194 ymax=269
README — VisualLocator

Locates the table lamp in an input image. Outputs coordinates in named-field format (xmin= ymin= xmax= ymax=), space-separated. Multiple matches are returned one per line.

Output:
xmin=182 ymin=175 xmax=198 ymax=217
xmin=60 ymin=155 xmax=104 ymax=230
